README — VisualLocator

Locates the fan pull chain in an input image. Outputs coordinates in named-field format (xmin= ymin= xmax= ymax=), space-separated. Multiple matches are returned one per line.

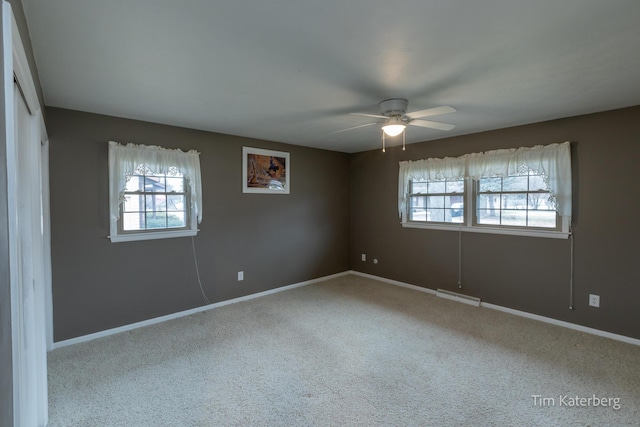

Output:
xmin=402 ymin=131 xmax=406 ymax=150
xmin=382 ymin=132 xmax=386 ymax=152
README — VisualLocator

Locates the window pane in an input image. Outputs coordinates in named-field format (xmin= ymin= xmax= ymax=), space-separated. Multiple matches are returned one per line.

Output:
xmin=124 ymin=194 xmax=143 ymax=212
xmin=166 ymin=177 xmax=184 ymax=193
xmin=125 ymin=175 xmax=144 ymax=192
xmin=445 ymin=195 xmax=462 ymax=207
xmin=449 ymin=200 xmax=464 ymax=221
xmin=427 ymin=196 xmax=444 ymax=209
xmin=477 ymin=209 xmax=500 ymax=225
xmin=166 ymin=195 xmax=185 ymax=212
xmin=122 ymin=212 xmax=144 ymax=231
xmin=428 ymin=181 xmax=445 ymax=193
xmin=410 ymin=196 xmax=426 ymax=209
xmin=528 ymin=210 xmax=557 ymax=228
xmin=478 ymin=194 xmax=500 ymax=212
xmin=144 ymin=176 xmax=166 ymax=192
xmin=146 ymin=194 xmax=166 ymax=211
xmin=146 ymin=213 xmax=167 ymax=229
xmin=479 ymin=177 xmax=501 ymax=192
xmin=167 ymin=212 xmax=186 ymax=228
xmin=501 ymin=210 xmax=526 ymax=226
xmin=411 ymin=181 xmax=428 ymax=194
xmin=427 ymin=208 xmax=444 ymax=222
xmin=410 ymin=208 xmax=427 ymax=221
xmin=528 ymin=193 xmax=552 ymax=210
xmin=446 ymin=179 xmax=464 ymax=193
xmin=529 ymin=174 xmax=547 ymax=191
xmin=503 ymin=176 xmax=528 ymax=191
xmin=502 ymin=193 xmax=527 ymax=209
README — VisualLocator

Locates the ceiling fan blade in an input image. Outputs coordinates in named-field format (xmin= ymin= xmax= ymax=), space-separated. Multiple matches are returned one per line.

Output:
xmin=331 ymin=122 xmax=379 ymax=134
xmin=350 ymin=112 xmax=389 ymax=120
xmin=405 ymin=105 xmax=456 ymax=119
xmin=408 ymin=119 xmax=455 ymax=131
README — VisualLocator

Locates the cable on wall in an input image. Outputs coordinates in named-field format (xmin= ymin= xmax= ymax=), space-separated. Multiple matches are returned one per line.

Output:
xmin=458 ymin=230 xmax=463 ymax=289
xmin=568 ymin=224 xmax=574 ymax=310
xmin=191 ymin=236 xmax=211 ymax=305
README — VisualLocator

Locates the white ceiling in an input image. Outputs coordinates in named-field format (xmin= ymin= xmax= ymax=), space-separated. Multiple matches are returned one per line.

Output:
xmin=22 ymin=0 xmax=640 ymax=153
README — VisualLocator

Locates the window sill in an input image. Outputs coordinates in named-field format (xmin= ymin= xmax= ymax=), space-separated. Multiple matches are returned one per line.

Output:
xmin=109 ymin=228 xmax=197 ymax=243
xmin=401 ymin=222 xmax=569 ymax=239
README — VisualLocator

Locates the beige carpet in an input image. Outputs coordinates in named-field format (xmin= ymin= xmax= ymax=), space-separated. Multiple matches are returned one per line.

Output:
xmin=48 ymin=274 xmax=640 ymax=426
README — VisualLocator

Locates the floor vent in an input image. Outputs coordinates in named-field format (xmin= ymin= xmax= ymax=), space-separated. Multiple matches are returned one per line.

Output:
xmin=436 ymin=289 xmax=481 ymax=307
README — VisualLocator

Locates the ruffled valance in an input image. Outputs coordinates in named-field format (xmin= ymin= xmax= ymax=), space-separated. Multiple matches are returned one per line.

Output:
xmin=398 ymin=141 xmax=571 ymax=219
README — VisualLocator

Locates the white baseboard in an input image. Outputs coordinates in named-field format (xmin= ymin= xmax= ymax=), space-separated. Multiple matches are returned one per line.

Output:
xmin=53 ymin=270 xmax=640 ymax=350
xmin=436 ymin=288 xmax=481 ymax=307
xmin=349 ymin=270 xmax=640 ymax=347
xmin=51 ymin=271 xmax=351 ymax=350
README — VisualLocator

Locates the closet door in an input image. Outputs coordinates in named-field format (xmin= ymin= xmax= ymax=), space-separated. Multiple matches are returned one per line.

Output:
xmin=1 ymin=2 xmax=49 ymax=426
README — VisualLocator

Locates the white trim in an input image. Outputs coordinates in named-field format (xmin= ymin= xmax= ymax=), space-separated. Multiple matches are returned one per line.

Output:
xmin=11 ymin=16 xmax=38 ymax=112
xmin=51 ymin=269 xmax=640 ymax=350
xmin=52 ymin=271 xmax=350 ymax=350
xmin=349 ymin=271 xmax=640 ymax=347
xmin=401 ymin=221 xmax=570 ymax=239
xmin=41 ymin=139 xmax=53 ymax=352
xmin=480 ymin=302 xmax=640 ymax=347
xmin=109 ymin=227 xmax=197 ymax=243
xmin=436 ymin=288 xmax=481 ymax=306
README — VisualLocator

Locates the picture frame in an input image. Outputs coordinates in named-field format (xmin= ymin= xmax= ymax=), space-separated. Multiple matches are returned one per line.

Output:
xmin=242 ymin=146 xmax=290 ymax=194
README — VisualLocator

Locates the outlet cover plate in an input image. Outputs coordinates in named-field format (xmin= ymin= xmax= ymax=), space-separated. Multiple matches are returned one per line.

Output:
xmin=589 ymin=294 xmax=600 ymax=307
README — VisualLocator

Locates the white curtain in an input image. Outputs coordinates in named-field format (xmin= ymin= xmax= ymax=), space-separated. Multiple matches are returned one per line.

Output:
xmin=398 ymin=141 xmax=572 ymax=219
xmin=108 ymin=141 xmax=203 ymax=224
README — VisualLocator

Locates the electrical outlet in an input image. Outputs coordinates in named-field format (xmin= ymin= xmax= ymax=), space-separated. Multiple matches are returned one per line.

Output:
xmin=361 ymin=254 xmax=366 ymax=262
xmin=589 ymin=294 xmax=600 ymax=307
xmin=238 ymin=271 xmax=244 ymax=281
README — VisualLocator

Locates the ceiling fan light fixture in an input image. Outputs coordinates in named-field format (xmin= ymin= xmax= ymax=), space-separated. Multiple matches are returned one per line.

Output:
xmin=381 ymin=124 xmax=406 ymax=137
xmin=382 ymin=116 xmax=406 ymax=137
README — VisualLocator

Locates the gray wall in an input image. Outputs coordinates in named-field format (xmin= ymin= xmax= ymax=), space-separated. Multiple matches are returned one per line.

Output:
xmin=47 ymin=105 xmax=640 ymax=342
xmin=350 ymin=106 xmax=640 ymax=340
xmin=47 ymin=107 xmax=350 ymax=341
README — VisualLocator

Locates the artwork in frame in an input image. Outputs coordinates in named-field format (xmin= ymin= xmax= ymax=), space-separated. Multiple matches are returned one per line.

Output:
xmin=242 ymin=146 xmax=290 ymax=194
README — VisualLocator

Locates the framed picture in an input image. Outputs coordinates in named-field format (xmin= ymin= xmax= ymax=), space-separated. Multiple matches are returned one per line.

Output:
xmin=242 ymin=146 xmax=290 ymax=194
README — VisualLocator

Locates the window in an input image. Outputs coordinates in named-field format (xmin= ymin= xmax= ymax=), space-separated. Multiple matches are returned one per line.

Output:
xmin=408 ymin=178 xmax=465 ymax=224
xmin=399 ymin=142 xmax=571 ymax=238
xmin=109 ymin=141 xmax=202 ymax=242
xmin=121 ymin=166 xmax=189 ymax=232
xmin=475 ymin=168 xmax=558 ymax=230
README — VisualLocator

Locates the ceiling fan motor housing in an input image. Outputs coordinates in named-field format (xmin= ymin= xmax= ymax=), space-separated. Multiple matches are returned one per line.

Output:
xmin=379 ymin=98 xmax=409 ymax=117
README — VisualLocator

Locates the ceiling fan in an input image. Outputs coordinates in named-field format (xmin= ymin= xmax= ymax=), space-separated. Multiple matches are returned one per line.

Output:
xmin=337 ymin=98 xmax=456 ymax=151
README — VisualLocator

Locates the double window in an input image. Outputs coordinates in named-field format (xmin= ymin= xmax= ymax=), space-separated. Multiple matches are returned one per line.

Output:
xmin=108 ymin=141 xmax=203 ymax=242
xmin=399 ymin=142 xmax=571 ymax=238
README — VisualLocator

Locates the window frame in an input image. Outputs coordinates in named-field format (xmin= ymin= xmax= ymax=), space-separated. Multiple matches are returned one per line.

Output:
xmin=407 ymin=178 xmax=466 ymax=225
xmin=117 ymin=169 xmax=194 ymax=239
xmin=108 ymin=141 xmax=202 ymax=243
xmin=472 ymin=170 xmax=561 ymax=232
